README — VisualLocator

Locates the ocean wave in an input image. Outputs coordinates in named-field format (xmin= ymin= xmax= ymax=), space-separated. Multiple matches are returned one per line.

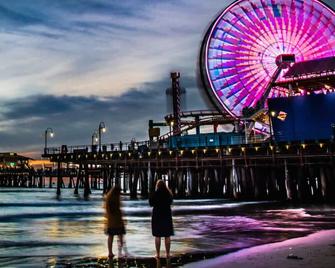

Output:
xmin=0 ymin=211 xmax=102 ymax=222
xmin=0 ymin=201 xmax=271 ymax=223
xmin=0 ymin=202 xmax=100 ymax=207
xmin=0 ymin=240 xmax=99 ymax=248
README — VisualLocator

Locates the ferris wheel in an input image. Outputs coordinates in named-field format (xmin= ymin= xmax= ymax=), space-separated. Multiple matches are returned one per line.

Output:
xmin=200 ymin=0 xmax=335 ymax=118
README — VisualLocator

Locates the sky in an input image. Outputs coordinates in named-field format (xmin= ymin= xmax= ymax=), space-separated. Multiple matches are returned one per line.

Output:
xmin=0 ymin=0 xmax=334 ymax=158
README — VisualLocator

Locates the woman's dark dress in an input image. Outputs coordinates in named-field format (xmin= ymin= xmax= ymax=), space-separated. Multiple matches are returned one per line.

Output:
xmin=149 ymin=189 xmax=174 ymax=237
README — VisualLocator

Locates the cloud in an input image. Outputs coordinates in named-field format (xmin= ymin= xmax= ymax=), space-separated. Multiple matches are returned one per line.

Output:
xmin=0 ymin=75 xmax=210 ymax=157
xmin=0 ymin=3 xmax=46 ymax=27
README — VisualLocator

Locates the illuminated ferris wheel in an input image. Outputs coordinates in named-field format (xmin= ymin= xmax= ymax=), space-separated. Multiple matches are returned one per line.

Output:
xmin=200 ymin=0 xmax=335 ymax=118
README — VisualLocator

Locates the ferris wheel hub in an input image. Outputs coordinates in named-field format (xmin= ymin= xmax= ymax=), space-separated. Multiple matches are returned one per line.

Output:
xmin=275 ymin=54 xmax=295 ymax=69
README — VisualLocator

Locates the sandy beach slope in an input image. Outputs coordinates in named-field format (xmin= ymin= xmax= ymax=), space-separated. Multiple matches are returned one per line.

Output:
xmin=185 ymin=230 xmax=335 ymax=268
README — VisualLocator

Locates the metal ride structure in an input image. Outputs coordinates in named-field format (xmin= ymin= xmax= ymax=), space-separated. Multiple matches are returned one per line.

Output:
xmin=199 ymin=0 xmax=335 ymax=119
xmin=152 ymin=73 xmax=236 ymax=144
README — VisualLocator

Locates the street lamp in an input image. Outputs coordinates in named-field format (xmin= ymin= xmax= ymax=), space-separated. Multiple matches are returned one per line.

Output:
xmin=44 ymin=128 xmax=54 ymax=154
xmin=169 ymin=120 xmax=174 ymax=136
xmin=91 ymin=130 xmax=98 ymax=147
xmin=98 ymin=121 xmax=106 ymax=151
xmin=169 ymin=120 xmax=174 ymax=147
xmin=269 ymin=111 xmax=276 ymax=144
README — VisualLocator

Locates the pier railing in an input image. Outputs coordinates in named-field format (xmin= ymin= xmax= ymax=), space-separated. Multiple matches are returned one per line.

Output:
xmin=44 ymin=140 xmax=151 ymax=156
xmin=43 ymin=134 xmax=268 ymax=156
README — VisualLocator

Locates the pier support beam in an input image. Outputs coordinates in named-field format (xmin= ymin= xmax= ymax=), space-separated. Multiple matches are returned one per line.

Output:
xmin=284 ymin=160 xmax=294 ymax=200
xmin=56 ymin=161 xmax=61 ymax=195
xmin=84 ymin=164 xmax=91 ymax=198
xmin=297 ymin=165 xmax=309 ymax=201
xmin=74 ymin=164 xmax=82 ymax=195
xmin=141 ymin=169 xmax=148 ymax=198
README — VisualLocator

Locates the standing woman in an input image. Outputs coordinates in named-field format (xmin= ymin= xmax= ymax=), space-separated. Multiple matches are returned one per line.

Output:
xmin=104 ymin=185 xmax=126 ymax=259
xmin=149 ymin=179 xmax=174 ymax=259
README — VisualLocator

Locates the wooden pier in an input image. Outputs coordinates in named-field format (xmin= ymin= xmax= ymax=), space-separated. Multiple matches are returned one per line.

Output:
xmin=26 ymin=140 xmax=335 ymax=202
xmin=1 ymin=139 xmax=334 ymax=202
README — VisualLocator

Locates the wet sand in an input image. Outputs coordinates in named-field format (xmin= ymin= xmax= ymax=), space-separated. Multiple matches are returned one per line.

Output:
xmin=186 ymin=229 xmax=335 ymax=268
xmin=51 ymin=251 xmax=235 ymax=267
xmin=50 ymin=230 xmax=335 ymax=267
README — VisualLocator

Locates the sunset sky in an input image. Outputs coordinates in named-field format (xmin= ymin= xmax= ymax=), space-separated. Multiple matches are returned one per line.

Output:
xmin=0 ymin=0 xmax=334 ymax=158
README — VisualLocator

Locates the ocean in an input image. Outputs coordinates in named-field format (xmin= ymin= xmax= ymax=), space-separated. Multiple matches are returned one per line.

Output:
xmin=1 ymin=188 xmax=335 ymax=267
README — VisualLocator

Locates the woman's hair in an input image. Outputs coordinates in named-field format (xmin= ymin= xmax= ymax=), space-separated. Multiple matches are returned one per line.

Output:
xmin=105 ymin=185 xmax=121 ymax=213
xmin=155 ymin=179 xmax=172 ymax=196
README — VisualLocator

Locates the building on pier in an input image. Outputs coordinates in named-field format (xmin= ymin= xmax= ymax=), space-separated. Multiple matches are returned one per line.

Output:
xmin=0 ymin=152 xmax=30 ymax=169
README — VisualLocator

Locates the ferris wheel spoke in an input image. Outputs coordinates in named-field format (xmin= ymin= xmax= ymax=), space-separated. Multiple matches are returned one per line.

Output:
xmin=242 ymin=68 xmax=266 ymax=87
xmin=239 ymin=5 xmax=271 ymax=41
xmin=222 ymin=20 xmax=260 ymax=46
xmin=234 ymin=88 xmax=249 ymax=106
xmin=290 ymin=3 xmax=304 ymax=49
xmin=249 ymin=2 xmax=277 ymax=43
xmin=259 ymin=1 xmax=278 ymax=38
xmin=301 ymin=16 xmax=332 ymax=56
xmin=225 ymin=84 xmax=245 ymax=100
xmin=226 ymin=9 xmax=267 ymax=41
xmin=295 ymin=7 xmax=313 ymax=51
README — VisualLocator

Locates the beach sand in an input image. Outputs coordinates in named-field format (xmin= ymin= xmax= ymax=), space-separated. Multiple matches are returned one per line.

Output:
xmin=185 ymin=229 xmax=335 ymax=268
xmin=49 ymin=230 xmax=335 ymax=267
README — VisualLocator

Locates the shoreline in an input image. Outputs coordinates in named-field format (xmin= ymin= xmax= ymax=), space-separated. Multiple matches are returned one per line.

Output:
xmin=45 ymin=229 xmax=335 ymax=267
xmin=185 ymin=229 xmax=335 ymax=268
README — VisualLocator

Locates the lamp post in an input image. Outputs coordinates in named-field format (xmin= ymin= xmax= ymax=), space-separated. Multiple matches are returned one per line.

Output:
xmin=169 ymin=120 xmax=174 ymax=147
xmin=98 ymin=122 xmax=106 ymax=151
xmin=91 ymin=130 xmax=98 ymax=147
xmin=244 ymin=119 xmax=248 ymax=144
xmin=269 ymin=111 xmax=276 ymax=144
xmin=44 ymin=128 xmax=54 ymax=154
xmin=169 ymin=120 xmax=174 ymax=135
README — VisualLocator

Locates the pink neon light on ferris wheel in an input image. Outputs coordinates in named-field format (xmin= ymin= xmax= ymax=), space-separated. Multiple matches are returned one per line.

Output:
xmin=200 ymin=0 xmax=335 ymax=118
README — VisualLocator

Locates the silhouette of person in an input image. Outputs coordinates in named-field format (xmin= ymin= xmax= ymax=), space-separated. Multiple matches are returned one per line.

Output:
xmin=149 ymin=179 xmax=174 ymax=260
xmin=104 ymin=185 xmax=127 ymax=261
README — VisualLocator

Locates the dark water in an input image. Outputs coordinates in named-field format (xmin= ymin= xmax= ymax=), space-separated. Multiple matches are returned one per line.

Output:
xmin=1 ymin=188 xmax=335 ymax=267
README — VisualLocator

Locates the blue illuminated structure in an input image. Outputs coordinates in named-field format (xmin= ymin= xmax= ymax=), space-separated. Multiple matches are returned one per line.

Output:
xmin=269 ymin=93 xmax=335 ymax=142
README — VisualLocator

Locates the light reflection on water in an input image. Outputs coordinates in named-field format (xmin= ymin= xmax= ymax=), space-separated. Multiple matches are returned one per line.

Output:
xmin=0 ymin=188 xmax=335 ymax=267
